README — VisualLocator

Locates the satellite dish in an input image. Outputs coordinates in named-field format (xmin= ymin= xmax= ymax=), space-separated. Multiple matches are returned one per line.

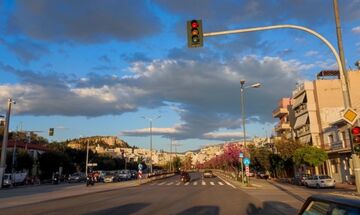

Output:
xmin=355 ymin=60 xmax=360 ymax=69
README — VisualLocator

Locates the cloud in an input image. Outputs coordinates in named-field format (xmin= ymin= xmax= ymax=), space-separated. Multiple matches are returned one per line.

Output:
xmin=0 ymin=54 xmax=308 ymax=140
xmin=203 ymin=131 xmax=244 ymax=140
xmin=120 ymin=127 xmax=179 ymax=137
xmin=305 ymin=51 xmax=319 ymax=57
xmin=5 ymin=0 xmax=161 ymax=43
xmin=352 ymin=26 xmax=360 ymax=34
xmin=0 ymin=38 xmax=49 ymax=63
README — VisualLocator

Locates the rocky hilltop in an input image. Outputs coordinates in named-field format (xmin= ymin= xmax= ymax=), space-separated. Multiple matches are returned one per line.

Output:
xmin=67 ymin=136 xmax=129 ymax=150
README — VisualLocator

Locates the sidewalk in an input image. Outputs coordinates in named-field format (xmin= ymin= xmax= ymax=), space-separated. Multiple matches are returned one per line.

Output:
xmin=214 ymin=171 xmax=306 ymax=214
xmin=0 ymin=173 xmax=174 ymax=209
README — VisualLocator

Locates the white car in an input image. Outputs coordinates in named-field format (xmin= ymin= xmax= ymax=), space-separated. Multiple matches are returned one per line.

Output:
xmin=304 ymin=175 xmax=335 ymax=188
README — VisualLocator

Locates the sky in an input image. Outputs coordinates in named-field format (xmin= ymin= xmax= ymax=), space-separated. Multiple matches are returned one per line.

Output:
xmin=0 ymin=0 xmax=360 ymax=152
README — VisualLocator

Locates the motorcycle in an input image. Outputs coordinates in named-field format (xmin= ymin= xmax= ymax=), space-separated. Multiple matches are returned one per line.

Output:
xmin=86 ymin=176 xmax=95 ymax=186
xmin=52 ymin=174 xmax=60 ymax=185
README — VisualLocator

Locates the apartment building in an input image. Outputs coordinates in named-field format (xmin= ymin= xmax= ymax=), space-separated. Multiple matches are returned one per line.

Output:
xmin=290 ymin=70 xmax=360 ymax=180
xmin=272 ymin=98 xmax=294 ymax=139
xmin=292 ymin=70 xmax=345 ymax=147
xmin=321 ymin=70 xmax=360 ymax=183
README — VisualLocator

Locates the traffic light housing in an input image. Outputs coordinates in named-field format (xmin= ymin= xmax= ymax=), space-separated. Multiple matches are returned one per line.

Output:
xmin=187 ymin=19 xmax=203 ymax=48
xmin=49 ymin=128 xmax=54 ymax=136
xmin=351 ymin=126 xmax=360 ymax=153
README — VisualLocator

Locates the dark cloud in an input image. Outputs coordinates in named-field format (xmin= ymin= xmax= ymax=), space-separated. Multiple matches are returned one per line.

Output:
xmin=0 ymin=38 xmax=49 ymax=63
xmin=154 ymin=0 xmax=359 ymax=28
xmin=99 ymin=55 xmax=111 ymax=64
xmin=6 ymin=0 xmax=161 ymax=43
xmin=121 ymin=52 xmax=152 ymax=63
xmin=0 ymin=50 xmax=308 ymax=140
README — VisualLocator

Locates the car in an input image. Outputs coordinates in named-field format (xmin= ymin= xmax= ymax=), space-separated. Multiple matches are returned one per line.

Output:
xmin=256 ymin=172 xmax=269 ymax=179
xmin=180 ymin=172 xmax=191 ymax=183
xmin=130 ymin=170 xmax=138 ymax=179
xmin=68 ymin=172 xmax=86 ymax=183
xmin=292 ymin=174 xmax=311 ymax=186
xmin=298 ymin=194 xmax=360 ymax=215
xmin=117 ymin=170 xmax=132 ymax=181
xmin=203 ymin=170 xmax=214 ymax=178
xmin=304 ymin=175 xmax=335 ymax=188
xmin=103 ymin=172 xmax=115 ymax=183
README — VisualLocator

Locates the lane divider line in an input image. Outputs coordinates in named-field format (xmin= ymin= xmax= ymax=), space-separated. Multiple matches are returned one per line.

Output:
xmin=216 ymin=174 xmax=237 ymax=189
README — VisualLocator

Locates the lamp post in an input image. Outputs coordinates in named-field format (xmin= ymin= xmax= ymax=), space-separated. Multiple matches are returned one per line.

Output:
xmin=0 ymin=98 xmax=16 ymax=188
xmin=142 ymin=115 xmax=161 ymax=174
xmin=240 ymin=81 xmax=261 ymax=184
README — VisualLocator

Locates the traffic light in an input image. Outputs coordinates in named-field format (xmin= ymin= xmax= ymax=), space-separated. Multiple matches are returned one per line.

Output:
xmin=187 ymin=19 xmax=203 ymax=48
xmin=351 ymin=126 xmax=360 ymax=153
xmin=49 ymin=128 xmax=54 ymax=136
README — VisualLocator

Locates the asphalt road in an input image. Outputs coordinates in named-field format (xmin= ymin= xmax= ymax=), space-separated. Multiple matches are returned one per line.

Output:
xmin=0 ymin=172 xmax=287 ymax=215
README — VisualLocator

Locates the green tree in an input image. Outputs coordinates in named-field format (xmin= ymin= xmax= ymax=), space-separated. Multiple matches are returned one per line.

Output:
xmin=293 ymin=146 xmax=328 ymax=173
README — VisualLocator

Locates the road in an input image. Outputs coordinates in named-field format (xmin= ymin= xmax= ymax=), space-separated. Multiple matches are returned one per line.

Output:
xmin=0 ymin=172 xmax=289 ymax=215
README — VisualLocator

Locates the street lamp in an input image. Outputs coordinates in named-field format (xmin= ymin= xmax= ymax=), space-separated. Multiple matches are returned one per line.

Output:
xmin=240 ymin=80 xmax=261 ymax=149
xmin=0 ymin=98 xmax=16 ymax=188
xmin=142 ymin=115 xmax=161 ymax=174
xmin=240 ymin=80 xmax=261 ymax=184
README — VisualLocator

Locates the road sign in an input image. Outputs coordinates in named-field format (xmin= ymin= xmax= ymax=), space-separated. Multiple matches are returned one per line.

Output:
xmin=138 ymin=163 xmax=143 ymax=170
xmin=243 ymin=157 xmax=250 ymax=166
xmin=87 ymin=163 xmax=97 ymax=167
xmin=343 ymin=108 xmax=359 ymax=125
xmin=239 ymin=152 xmax=244 ymax=158
xmin=138 ymin=170 xmax=143 ymax=179
xmin=245 ymin=166 xmax=250 ymax=176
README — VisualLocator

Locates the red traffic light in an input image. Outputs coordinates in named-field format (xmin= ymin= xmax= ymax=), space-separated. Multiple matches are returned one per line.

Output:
xmin=191 ymin=20 xmax=199 ymax=28
xmin=352 ymin=126 xmax=360 ymax=135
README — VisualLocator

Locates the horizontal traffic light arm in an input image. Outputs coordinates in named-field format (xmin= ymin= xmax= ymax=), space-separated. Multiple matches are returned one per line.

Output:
xmin=201 ymin=23 xmax=350 ymax=110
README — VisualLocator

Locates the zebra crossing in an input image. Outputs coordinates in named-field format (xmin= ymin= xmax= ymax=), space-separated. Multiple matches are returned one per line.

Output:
xmin=150 ymin=180 xmax=229 ymax=187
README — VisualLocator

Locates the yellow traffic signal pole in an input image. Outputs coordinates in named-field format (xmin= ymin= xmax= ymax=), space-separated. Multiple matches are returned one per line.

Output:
xmin=201 ymin=24 xmax=359 ymax=193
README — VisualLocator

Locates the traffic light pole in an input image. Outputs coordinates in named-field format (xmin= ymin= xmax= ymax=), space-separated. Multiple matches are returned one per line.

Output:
xmin=202 ymin=24 xmax=359 ymax=193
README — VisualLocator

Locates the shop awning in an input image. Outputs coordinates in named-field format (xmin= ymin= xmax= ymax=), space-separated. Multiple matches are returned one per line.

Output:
xmin=294 ymin=113 xmax=309 ymax=129
xmin=299 ymin=135 xmax=311 ymax=144
xmin=292 ymin=93 xmax=306 ymax=109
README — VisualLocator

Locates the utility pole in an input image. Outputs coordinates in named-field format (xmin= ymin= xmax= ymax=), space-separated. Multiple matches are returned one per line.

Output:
xmin=333 ymin=0 xmax=360 ymax=193
xmin=85 ymin=141 xmax=89 ymax=177
xmin=0 ymin=98 xmax=15 ymax=188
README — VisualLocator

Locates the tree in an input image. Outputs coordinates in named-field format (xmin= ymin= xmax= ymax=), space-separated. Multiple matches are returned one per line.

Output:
xmin=275 ymin=138 xmax=303 ymax=160
xmin=293 ymin=146 xmax=328 ymax=174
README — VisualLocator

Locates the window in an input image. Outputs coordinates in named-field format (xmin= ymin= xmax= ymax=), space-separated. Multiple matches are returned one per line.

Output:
xmin=303 ymin=201 xmax=330 ymax=215
xmin=328 ymin=134 xmax=334 ymax=144
xmin=331 ymin=159 xmax=338 ymax=174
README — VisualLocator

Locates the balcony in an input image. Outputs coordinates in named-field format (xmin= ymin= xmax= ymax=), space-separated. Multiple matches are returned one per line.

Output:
xmin=275 ymin=122 xmax=291 ymax=132
xmin=296 ymin=124 xmax=310 ymax=137
xmin=272 ymin=107 xmax=289 ymax=118
xmin=294 ymin=104 xmax=308 ymax=117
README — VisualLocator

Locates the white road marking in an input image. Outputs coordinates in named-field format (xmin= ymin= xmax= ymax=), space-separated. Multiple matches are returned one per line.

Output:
xmin=185 ymin=182 xmax=190 ymax=186
xmin=202 ymin=181 xmax=206 ymax=185
xmin=193 ymin=181 xmax=198 ymax=185
xmin=210 ymin=182 xmax=215 ymax=186
xmin=167 ymin=182 xmax=173 ymax=185
xmin=218 ymin=182 xmax=224 ymax=186
xmin=216 ymin=174 xmax=237 ymax=189
xmin=158 ymin=182 xmax=166 ymax=185
xmin=176 ymin=182 xmax=181 ymax=186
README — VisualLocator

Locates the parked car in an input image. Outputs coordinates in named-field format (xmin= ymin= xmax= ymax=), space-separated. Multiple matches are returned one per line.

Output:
xmin=180 ymin=171 xmax=191 ymax=183
xmin=68 ymin=172 xmax=86 ymax=183
xmin=130 ymin=170 xmax=138 ymax=179
xmin=304 ymin=175 xmax=335 ymax=188
xmin=298 ymin=194 xmax=360 ymax=215
xmin=292 ymin=174 xmax=311 ymax=186
xmin=2 ymin=172 xmax=28 ymax=187
xmin=203 ymin=170 xmax=214 ymax=178
xmin=256 ymin=172 xmax=269 ymax=179
xmin=117 ymin=170 xmax=131 ymax=181
xmin=103 ymin=172 xmax=115 ymax=183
